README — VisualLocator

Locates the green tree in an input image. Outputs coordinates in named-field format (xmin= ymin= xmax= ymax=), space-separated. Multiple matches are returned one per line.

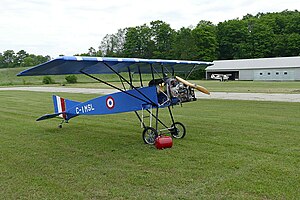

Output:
xmin=286 ymin=33 xmax=300 ymax=56
xmin=247 ymin=18 xmax=275 ymax=58
xmin=192 ymin=20 xmax=218 ymax=61
xmin=15 ymin=50 xmax=29 ymax=66
xmin=172 ymin=27 xmax=198 ymax=60
xmin=2 ymin=50 xmax=16 ymax=68
xmin=123 ymin=24 xmax=154 ymax=58
xmin=0 ymin=53 xmax=4 ymax=68
xmin=217 ymin=10 xmax=300 ymax=59
xmin=99 ymin=29 xmax=126 ymax=57
xmin=88 ymin=47 xmax=97 ymax=56
xmin=217 ymin=19 xmax=250 ymax=59
xmin=20 ymin=57 xmax=35 ymax=67
xmin=75 ymin=47 xmax=102 ymax=57
xmin=150 ymin=20 xmax=175 ymax=59
xmin=20 ymin=54 xmax=51 ymax=67
xmin=270 ymin=10 xmax=300 ymax=56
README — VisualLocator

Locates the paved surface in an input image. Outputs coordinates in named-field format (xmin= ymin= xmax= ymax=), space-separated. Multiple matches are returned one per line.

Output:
xmin=196 ymin=92 xmax=300 ymax=102
xmin=1 ymin=86 xmax=300 ymax=102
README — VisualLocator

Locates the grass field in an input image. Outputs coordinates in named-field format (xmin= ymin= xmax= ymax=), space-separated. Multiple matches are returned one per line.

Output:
xmin=1 ymin=90 xmax=300 ymax=199
xmin=63 ymin=81 xmax=300 ymax=94
xmin=1 ymin=67 xmax=300 ymax=94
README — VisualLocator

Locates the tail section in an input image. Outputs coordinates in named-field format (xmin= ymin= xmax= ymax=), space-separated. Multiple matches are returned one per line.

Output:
xmin=36 ymin=95 xmax=81 ymax=121
xmin=53 ymin=95 xmax=67 ymax=119
xmin=52 ymin=95 xmax=81 ymax=119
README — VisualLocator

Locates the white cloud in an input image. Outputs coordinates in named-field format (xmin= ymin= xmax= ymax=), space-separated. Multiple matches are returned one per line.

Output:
xmin=0 ymin=0 xmax=299 ymax=57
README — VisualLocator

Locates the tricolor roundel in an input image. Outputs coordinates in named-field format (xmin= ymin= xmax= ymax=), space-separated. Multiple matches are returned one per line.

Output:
xmin=106 ymin=96 xmax=115 ymax=109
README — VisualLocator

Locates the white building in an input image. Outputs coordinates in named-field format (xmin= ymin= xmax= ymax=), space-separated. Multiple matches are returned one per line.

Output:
xmin=206 ymin=56 xmax=300 ymax=81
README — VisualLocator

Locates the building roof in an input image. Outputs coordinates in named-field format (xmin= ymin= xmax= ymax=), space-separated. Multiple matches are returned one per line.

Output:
xmin=206 ymin=56 xmax=300 ymax=71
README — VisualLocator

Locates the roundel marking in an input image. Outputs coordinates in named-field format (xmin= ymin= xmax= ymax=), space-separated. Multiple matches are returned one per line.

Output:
xmin=106 ymin=96 xmax=115 ymax=109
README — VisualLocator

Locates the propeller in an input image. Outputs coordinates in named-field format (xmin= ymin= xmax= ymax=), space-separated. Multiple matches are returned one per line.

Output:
xmin=175 ymin=76 xmax=210 ymax=95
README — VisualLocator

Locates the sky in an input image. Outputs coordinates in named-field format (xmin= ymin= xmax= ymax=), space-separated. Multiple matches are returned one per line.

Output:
xmin=0 ymin=0 xmax=299 ymax=57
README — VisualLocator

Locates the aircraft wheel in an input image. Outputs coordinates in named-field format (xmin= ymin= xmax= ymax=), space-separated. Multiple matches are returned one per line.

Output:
xmin=142 ymin=127 xmax=158 ymax=145
xmin=170 ymin=122 xmax=186 ymax=139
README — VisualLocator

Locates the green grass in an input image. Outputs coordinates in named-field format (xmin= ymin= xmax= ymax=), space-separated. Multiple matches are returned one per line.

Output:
xmin=1 ymin=91 xmax=300 ymax=199
xmin=195 ymin=80 xmax=300 ymax=94
xmin=65 ymin=80 xmax=300 ymax=94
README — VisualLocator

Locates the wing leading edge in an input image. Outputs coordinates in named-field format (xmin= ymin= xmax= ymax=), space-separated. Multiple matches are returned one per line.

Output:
xmin=17 ymin=56 xmax=213 ymax=76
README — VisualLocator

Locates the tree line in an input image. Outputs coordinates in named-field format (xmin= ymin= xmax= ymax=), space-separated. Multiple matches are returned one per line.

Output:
xmin=1 ymin=10 xmax=299 ymax=69
xmin=0 ymin=50 xmax=50 ymax=68
xmin=82 ymin=10 xmax=300 ymax=61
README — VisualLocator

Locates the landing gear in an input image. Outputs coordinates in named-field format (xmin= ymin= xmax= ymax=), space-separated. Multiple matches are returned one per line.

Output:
xmin=142 ymin=122 xmax=186 ymax=145
xmin=142 ymin=127 xmax=158 ymax=145
xmin=169 ymin=122 xmax=186 ymax=139
xmin=140 ymin=106 xmax=187 ymax=144
xmin=58 ymin=119 xmax=68 ymax=128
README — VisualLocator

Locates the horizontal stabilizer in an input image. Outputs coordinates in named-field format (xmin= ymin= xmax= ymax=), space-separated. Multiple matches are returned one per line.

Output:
xmin=36 ymin=113 xmax=63 ymax=121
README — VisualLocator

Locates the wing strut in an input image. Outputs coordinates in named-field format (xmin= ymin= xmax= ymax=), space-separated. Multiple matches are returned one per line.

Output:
xmin=137 ymin=65 xmax=143 ymax=87
xmin=127 ymin=66 xmax=133 ymax=89
xmin=79 ymin=70 xmax=152 ymax=105
xmin=171 ymin=66 xmax=175 ymax=76
xmin=135 ymin=107 xmax=169 ymax=129
xmin=150 ymin=64 xmax=155 ymax=81
xmin=103 ymin=63 xmax=158 ymax=107
xmin=185 ymin=64 xmax=197 ymax=79
xmin=168 ymin=106 xmax=175 ymax=125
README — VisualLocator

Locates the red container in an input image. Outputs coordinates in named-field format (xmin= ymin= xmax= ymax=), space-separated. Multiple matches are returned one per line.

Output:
xmin=155 ymin=136 xmax=173 ymax=149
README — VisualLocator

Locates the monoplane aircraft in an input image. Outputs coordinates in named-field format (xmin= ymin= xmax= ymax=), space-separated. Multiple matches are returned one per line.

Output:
xmin=210 ymin=73 xmax=231 ymax=81
xmin=18 ymin=56 xmax=213 ymax=144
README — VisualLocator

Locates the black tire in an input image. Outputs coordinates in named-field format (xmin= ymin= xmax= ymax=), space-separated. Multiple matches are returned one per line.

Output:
xmin=142 ymin=127 xmax=158 ymax=145
xmin=170 ymin=122 xmax=186 ymax=139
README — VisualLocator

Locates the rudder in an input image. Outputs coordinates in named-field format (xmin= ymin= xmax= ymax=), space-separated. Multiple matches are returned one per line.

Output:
xmin=52 ymin=95 xmax=81 ymax=119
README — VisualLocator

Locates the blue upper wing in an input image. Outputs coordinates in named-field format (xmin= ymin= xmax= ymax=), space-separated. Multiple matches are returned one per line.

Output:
xmin=17 ymin=56 xmax=213 ymax=76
